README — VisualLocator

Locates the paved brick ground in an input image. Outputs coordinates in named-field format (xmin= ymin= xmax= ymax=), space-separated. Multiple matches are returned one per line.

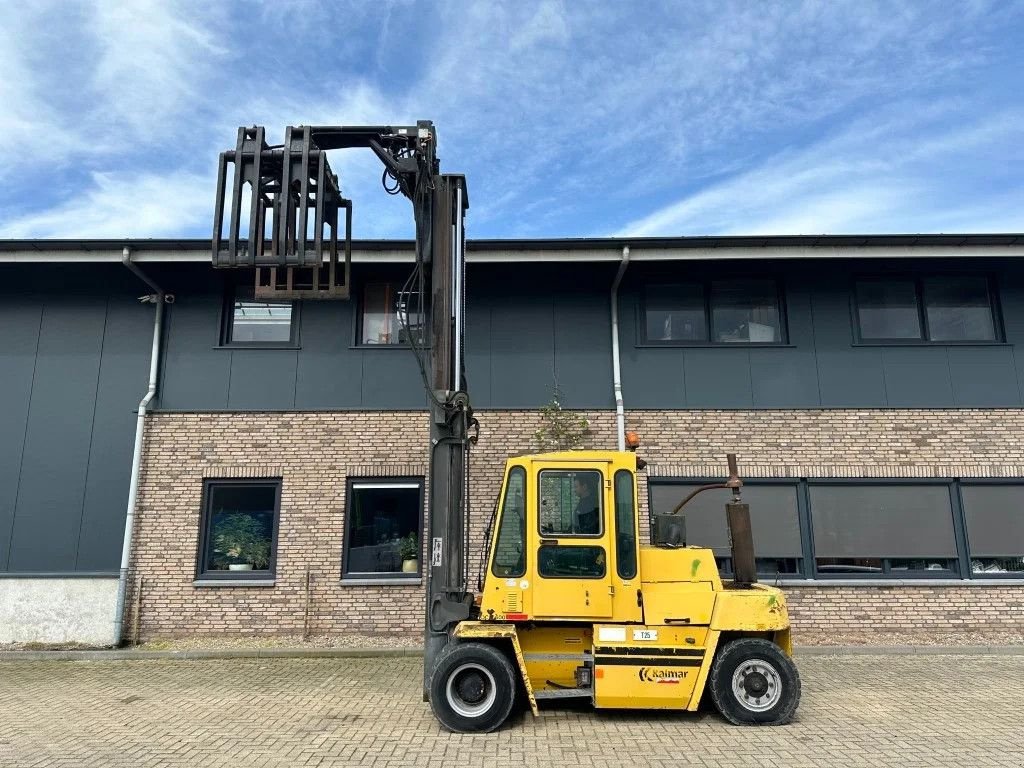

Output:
xmin=1 ymin=654 xmax=1021 ymax=767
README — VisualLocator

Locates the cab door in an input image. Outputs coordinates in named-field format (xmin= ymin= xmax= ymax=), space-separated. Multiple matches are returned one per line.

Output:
xmin=530 ymin=462 xmax=614 ymax=620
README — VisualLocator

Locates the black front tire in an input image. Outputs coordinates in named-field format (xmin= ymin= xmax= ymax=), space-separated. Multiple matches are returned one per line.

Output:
xmin=428 ymin=642 xmax=517 ymax=733
xmin=709 ymin=638 xmax=801 ymax=725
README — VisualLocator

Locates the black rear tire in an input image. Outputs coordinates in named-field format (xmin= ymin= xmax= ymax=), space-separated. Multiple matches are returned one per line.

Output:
xmin=709 ymin=638 xmax=801 ymax=725
xmin=428 ymin=641 xmax=517 ymax=733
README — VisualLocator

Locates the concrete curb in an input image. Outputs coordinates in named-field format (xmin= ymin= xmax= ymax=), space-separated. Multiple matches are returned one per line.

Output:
xmin=0 ymin=647 xmax=424 ymax=662
xmin=0 ymin=644 xmax=1021 ymax=662
xmin=793 ymin=644 xmax=1024 ymax=656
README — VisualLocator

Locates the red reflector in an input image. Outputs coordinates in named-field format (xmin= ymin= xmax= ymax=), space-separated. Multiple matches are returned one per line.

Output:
xmin=505 ymin=613 xmax=527 ymax=621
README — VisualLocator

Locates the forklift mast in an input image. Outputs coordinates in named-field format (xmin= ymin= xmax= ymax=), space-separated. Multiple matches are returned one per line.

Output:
xmin=211 ymin=121 xmax=474 ymax=694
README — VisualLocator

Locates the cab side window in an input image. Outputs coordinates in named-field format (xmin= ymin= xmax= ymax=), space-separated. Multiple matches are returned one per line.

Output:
xmin=614 ymin=470 xmax=638 ymax=579
xmin=538 ymin=470 xmax=603 ymax=536
xmin=491 ymin=467 xmax=527 ymax=577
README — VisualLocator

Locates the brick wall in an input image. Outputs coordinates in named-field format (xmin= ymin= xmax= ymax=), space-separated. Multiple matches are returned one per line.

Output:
xmin=785 ymin=585 xmax=1024 ymax=635
xmin=129 ymin=408 xmax=1024 ymax=641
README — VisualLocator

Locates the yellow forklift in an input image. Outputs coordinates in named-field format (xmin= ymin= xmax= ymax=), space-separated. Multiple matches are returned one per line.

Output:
xmin=431 ymin=447 xmax=800 ymax=732
xmin=211 ymin=121 xmax=800 ymax=734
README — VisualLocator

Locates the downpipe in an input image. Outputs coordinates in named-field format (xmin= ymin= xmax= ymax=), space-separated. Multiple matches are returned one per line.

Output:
xmin=113 ymin=247 xmax=171 ymax=646
xmin=610 ymin=246 xmax=631 ymax=451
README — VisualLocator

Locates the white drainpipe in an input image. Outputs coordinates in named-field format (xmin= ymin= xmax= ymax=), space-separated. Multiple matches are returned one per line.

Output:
xmin=113 ymin=247 xmax=170 ymax=646
xmin=610 ymin=246 xmax=631 ymax=451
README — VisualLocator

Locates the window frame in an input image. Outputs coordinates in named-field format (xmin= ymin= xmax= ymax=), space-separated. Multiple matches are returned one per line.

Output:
xmin=638 ymin=277 xmax=789 ymax=347
xmin=850 ymin=274 xmax=1003 ymax=345
xmin=196 ymin=478 xmax=282 ymax=581
xmin=341 ymin=476 xmax=425 ymax=581
xmin=219 ymin=281 xmax=300 ymax=349
xmin=354 ymin=281 xmax=428 ymax=348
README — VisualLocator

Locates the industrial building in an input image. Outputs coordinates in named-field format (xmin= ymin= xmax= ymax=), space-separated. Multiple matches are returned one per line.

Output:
xmin=2 ymin=234 xmax=1023 ymax=645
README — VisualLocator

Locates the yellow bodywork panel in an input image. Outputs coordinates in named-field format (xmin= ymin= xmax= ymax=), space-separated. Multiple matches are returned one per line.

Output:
xmin=710 ymin=583 xmax=790 ymax=633
xmin=638 ymin=546 xmax=722 ymax=587
xmin=453 ymin=621 xmax=538 ymax=717
xmin=517 ymin=625 xmax=593 ymax=694
xmin=592 ymin=624 xmax=707 ymax=709
xmin=641 ymin=582 xmax=715 ymax=626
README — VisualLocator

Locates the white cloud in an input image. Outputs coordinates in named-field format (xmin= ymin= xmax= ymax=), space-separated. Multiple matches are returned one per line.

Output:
xmin=615 ymin=109 xmax=1024 ymax=236
xmin=0 ymin=2 xmax=86 ymax=172
xmin=89 ymin=0 xmax=228 ymax=134
xmin=0 ymin=171 xmax=213 ymax=238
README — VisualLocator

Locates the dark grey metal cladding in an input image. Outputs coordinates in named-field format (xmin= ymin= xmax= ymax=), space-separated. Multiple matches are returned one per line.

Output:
xmin=294 ymin=299 xmax=363 ymax=409
xmin=76 ymin=297 xmax=152 ymax=570
xmin=8 ymin=295 xmax=107 ymax=571
xmin=880 ymin=347 xmax=955 ymax=407
xmin=159 ymin=290 xmax=232 ymax=409
xmin=749 ymin=281 xmax=819 ymax=408
xmin=810 ymin=277 xmax=889 ymax=406
xmin=488 ymin=291 xmax=555 ymax=408
xmin=553 ymin=289 xmax=614 ymax=409
xmin=0 ymin=296 xmax=43 ymax=572
xmin=463 ymin=300 xmax=492 ymax=407
xmin=360 ymin=349 xmax=426 ymax=409
xmin=947 ymin=347 xmax=1020 ymax=406
xmin=481 ymin=263 xmax=616 ymax=409
xmin=620 ymin=258 xmax=1024 ymax=410
xmin=0 ymin=267 xmax=154 ymax=573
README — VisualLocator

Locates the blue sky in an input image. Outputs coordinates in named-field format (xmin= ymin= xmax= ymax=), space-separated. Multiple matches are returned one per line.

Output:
xmin=1 ymin=0 xmax=1022 ymax=240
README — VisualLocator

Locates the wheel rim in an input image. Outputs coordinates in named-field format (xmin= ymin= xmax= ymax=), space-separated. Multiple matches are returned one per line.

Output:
xmin=445 ymin=662 xmax=497 ymax=719
xmin=731 ymin=658 xmax=783 ymax=712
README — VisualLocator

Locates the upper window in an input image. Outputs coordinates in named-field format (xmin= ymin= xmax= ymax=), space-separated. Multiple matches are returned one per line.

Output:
xmin=197 ymin=479 xmax=280 ymax=579
xmin=643 ymin=279 xmax=784 ymax=344
xmin=359 ymin=282 xmax=426 ymax=345
xmin=538 ymin=469 xmax=603 ymax=537
xmin=343 ymin=479 xmax=424 ymax=579
xmin=854 ymin=276 xmax=999 ymax=343
xmin=222 ymin=285 xmax=296 ymax=346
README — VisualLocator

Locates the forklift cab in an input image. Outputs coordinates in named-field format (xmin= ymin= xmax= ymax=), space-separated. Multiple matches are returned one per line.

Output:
xmin=480 ymin=451 xmax=643 ymax=624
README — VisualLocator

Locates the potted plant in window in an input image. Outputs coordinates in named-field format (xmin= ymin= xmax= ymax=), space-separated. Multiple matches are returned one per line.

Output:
xmin=212 ymin=513 xmax=272 ymax=572
xmin=398 ymin=533 xmax=419 ymax=573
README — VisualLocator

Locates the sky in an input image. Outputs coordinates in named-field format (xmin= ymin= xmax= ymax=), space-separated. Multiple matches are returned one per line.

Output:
xmin=1 ymin=0 xmax=1022 ymax=241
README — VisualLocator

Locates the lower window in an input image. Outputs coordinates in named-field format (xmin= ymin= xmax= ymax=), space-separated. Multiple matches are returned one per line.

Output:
xmin=343 ymin=479 xmax=424 ymax=579
xmin=198 ymin=479 xmax=280 ymax=579
xmin=809 ymin=484 xmax=959 ymax=578
xmin=960 ymin=484 xmax=1024 ymax=576
xmin=537 ymin=545 xmax=606 ymax=578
